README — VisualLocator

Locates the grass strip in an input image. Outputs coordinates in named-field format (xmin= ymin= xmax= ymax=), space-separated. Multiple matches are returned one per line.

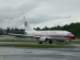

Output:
xmin=0 ymin=43 xmax=75 ymax=48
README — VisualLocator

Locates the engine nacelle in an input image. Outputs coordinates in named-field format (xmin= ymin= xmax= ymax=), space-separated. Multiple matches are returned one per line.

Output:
xmin=39 ymin=37 xmax=46 ymax=41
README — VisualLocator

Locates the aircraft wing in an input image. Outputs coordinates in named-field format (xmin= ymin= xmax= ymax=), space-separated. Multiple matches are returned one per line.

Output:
xmin=8 ymin=33 xmax=33 ymax=38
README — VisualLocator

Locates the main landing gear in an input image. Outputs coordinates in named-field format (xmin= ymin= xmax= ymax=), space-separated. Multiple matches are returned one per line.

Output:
xmin=38 ymin=39 xmax=53 ymax=44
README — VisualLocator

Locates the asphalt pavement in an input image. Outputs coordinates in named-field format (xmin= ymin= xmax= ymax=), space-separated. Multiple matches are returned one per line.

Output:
xmin=0 ymin=47 xmax=79 ymax=60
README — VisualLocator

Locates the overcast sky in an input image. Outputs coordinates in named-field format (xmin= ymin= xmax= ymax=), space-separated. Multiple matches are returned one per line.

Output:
xmin=0 ymin=0 xmax=80 ymax=28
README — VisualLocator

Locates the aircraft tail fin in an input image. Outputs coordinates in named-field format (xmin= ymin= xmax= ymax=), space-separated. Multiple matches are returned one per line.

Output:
xmin=23 ymin=16 xmax=35 ymax=32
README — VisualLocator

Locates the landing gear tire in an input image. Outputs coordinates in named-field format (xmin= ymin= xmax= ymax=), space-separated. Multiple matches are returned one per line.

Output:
xmin=38 ymin=41 xmax=43 ymax=44
xmin=49 ymin=40 xmax=53 ymax=44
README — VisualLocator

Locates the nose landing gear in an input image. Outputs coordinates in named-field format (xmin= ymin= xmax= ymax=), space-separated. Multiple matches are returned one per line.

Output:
xmin=48 ymin=40 xmax=53 ymax=44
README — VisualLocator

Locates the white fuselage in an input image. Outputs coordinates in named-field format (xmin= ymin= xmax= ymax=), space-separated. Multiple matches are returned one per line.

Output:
xmin=26 ymin=30 xmax=75 ymax=41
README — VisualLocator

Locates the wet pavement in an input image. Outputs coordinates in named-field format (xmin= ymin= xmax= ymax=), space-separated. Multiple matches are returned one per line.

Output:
xmin=0 ymin=47 xmax=79 ymax=60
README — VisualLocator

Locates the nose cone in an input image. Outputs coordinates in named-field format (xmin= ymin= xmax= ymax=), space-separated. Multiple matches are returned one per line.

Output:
xmin=69 ymin=33 xmax=76 ymax=40
xmin=70 ymin=35 xmax=76 ymax=40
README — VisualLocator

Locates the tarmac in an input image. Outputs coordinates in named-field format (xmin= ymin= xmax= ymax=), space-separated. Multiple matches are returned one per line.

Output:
xmin=0 ymin=47 xmax=80 ymax=60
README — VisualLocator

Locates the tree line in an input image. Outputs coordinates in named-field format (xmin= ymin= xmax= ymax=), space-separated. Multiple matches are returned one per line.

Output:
xmin=0 ymin=27 xmax=25 ymax=35
xmin=35 ymin=23 xmax=80 ymax=38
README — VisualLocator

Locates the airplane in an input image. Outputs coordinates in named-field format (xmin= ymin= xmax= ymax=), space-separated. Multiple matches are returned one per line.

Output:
xmin=8 ymin=16 xmax=76 ymax=44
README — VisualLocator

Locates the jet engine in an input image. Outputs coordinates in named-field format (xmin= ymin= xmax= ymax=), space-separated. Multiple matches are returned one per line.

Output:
xmin=37 ymin=37 xmax=46 ymax=44
xmin=39 ymin=37 xmax=46 ymax=41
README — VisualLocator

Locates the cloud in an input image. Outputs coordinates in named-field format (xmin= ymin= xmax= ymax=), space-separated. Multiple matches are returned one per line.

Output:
xmin=0 ymin=0 xmax=39 ymax=28
xmin=0 ymin=0 xmax=38 ymax=18
xmin=0 ymin=0 xmax=80 ymax=28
